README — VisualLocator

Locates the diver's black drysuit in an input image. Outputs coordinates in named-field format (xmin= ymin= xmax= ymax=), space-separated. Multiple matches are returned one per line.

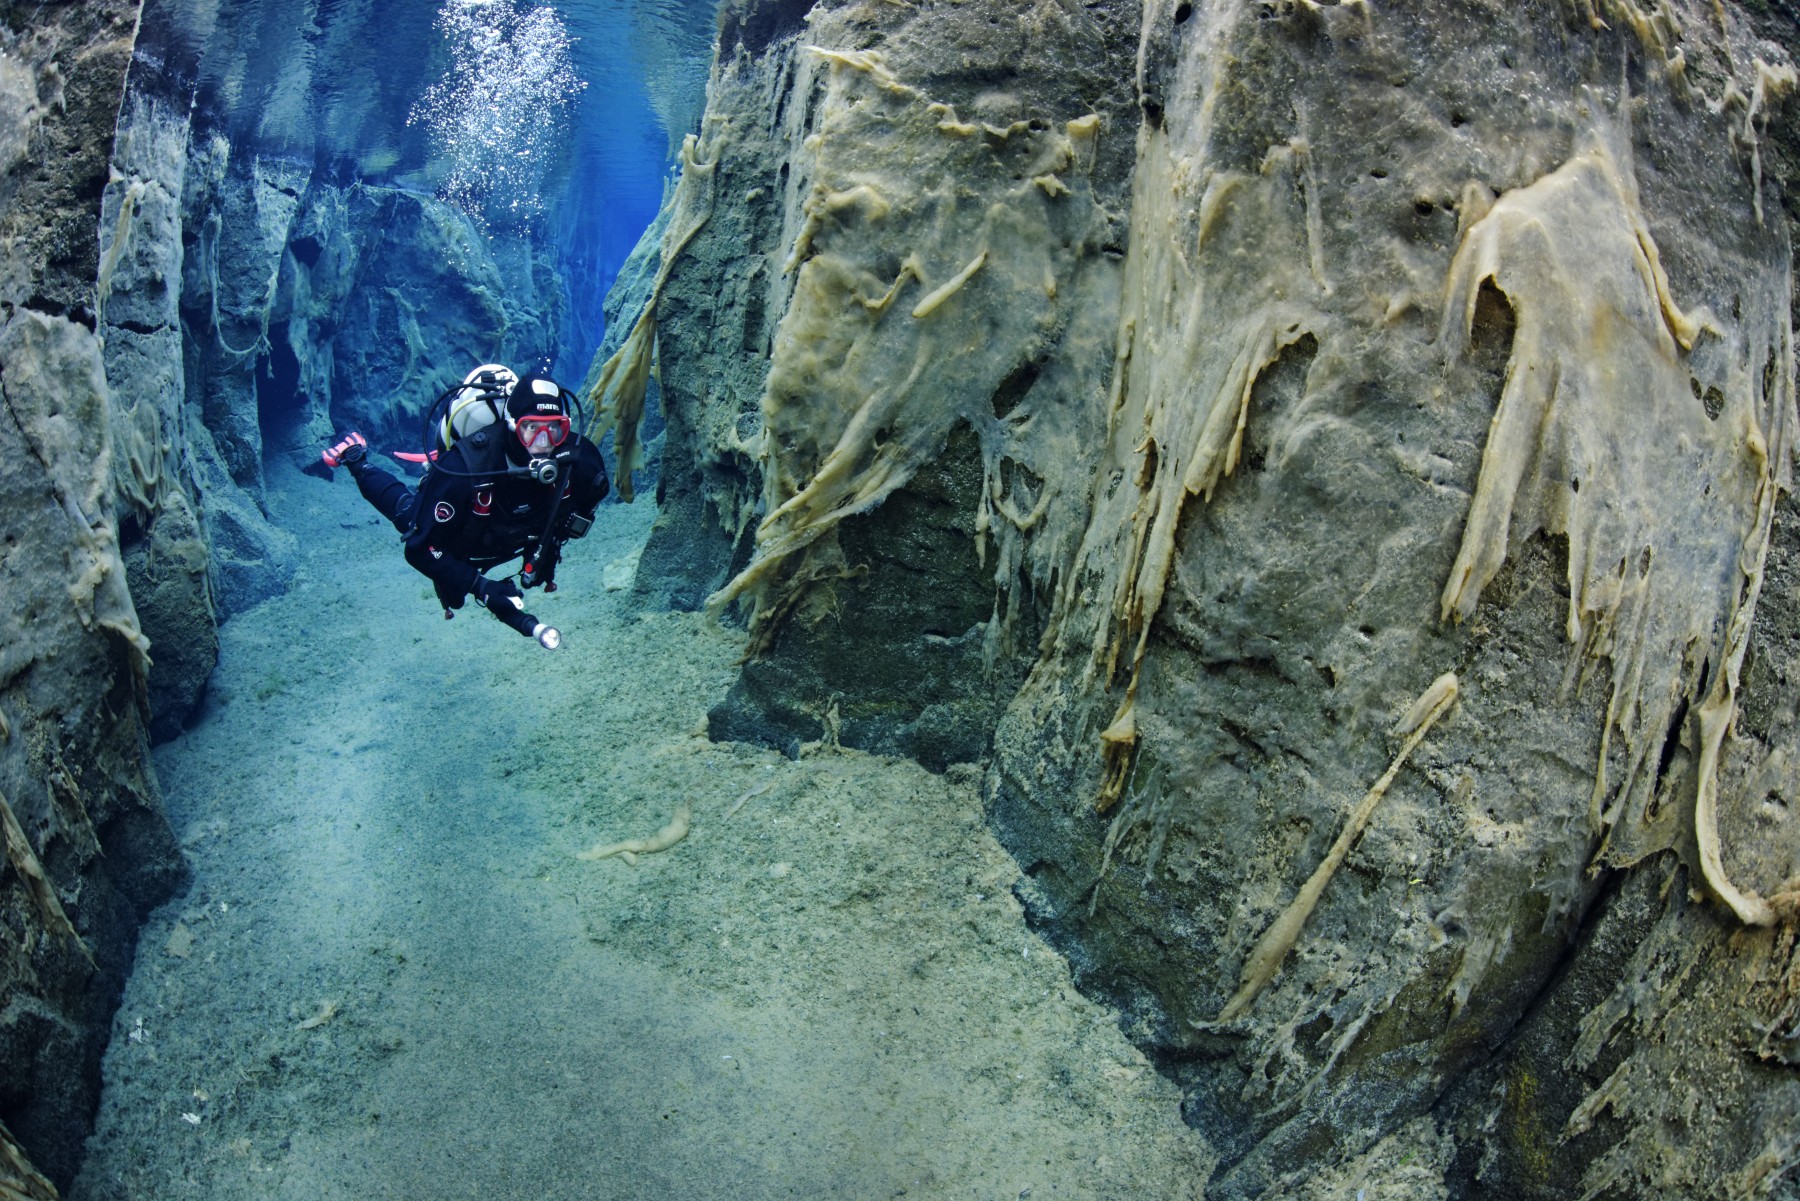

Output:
xmin=346 ymin=424 xmax=609 ymax=614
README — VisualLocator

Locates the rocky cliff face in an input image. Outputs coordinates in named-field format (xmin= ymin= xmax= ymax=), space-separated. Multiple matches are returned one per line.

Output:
xmin=0 ymin=0 xmax=187 ymax=1188
xmin=619 ymin=0 xmax=1800 ymax=1194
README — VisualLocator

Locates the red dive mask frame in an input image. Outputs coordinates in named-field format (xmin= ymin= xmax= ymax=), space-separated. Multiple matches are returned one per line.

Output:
xmin=515 ymin=414 xmax=570 ymax=451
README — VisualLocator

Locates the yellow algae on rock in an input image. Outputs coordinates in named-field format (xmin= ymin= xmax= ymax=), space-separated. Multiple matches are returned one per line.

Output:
xmin=1 ymin=787 xmax=89 ymax=958
xmin=1217 ymin=672 xmax=1458 ymax=1022
xmin=586 ymin=132 xmax=719 ymax=501
xmin=1435 ymin=120 xmax=1793 ymax=922
xmin=909 ymin=250 xmax=987 ymax=318
xmin=704 ymin=40 xmax=1115 ymax=657
xmin=822 ymin=183 xmax=890 ymax=219
xmin=1049 ymin=112 xmax=1325 ymax=727
xmin=934 ymin=113 xmax=979 ymax=137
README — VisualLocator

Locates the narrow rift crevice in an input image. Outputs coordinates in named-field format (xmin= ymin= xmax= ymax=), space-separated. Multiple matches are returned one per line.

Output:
xmin=254 ymin=326 xmax=305 ymax=457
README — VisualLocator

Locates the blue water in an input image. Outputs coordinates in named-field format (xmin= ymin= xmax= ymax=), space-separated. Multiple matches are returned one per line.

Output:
xmin=140 ymin=0 xmax=715 ymax=381
xmin=553 ymin=0 xmax=714 ymax=379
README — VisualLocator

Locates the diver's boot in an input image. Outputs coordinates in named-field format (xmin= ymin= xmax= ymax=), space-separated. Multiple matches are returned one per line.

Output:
xmin=306 ymin=432 xmax=368 ymax=480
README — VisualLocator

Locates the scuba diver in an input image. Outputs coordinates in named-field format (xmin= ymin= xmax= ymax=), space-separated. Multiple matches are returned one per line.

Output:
xmin=313 ymin=365 xmax=609 ymax=648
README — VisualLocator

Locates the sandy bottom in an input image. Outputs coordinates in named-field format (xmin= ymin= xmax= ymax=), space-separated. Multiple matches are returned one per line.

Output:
xmin=70 ymin=462 xmax=1213 ymax=1200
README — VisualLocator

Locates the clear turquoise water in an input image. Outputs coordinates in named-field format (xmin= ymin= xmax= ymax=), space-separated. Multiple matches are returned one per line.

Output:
xmin=137 ymin=0 xmax=715 ymax=376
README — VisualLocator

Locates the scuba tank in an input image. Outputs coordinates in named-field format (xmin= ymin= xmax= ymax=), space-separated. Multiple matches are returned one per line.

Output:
xmin=428 ymin=364 xmax=517 ymax=455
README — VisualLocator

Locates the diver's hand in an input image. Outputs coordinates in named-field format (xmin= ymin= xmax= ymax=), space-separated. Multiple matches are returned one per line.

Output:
xmin=475 ymin=575 xmax=523 ymax=611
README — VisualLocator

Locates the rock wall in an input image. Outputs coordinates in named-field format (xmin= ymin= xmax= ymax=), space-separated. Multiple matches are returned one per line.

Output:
xmin=618 ymin=0 xmax=1800 ymax=1194
xmin=272 ymin=180 xmax=564 ymax=451
xmin=0 ymin=0 xmax=187 ymax=1189
xmin=620 ymin=0 xmax=1143 ymax=761
xmin=101 ymin=61 xmax=220 ymax=743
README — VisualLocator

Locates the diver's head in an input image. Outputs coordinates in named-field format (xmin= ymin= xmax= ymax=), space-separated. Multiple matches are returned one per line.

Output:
xmin=504 ymin=373 xmax=571 ymax=463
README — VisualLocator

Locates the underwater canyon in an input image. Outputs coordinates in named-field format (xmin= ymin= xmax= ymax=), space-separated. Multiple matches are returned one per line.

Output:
xmin=3 ymin=0 xmax=1800 ymax=1197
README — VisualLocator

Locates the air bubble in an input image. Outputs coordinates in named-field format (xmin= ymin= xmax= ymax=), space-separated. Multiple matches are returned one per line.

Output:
xmin=407 ymin=2 xmax=586 ymax=230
